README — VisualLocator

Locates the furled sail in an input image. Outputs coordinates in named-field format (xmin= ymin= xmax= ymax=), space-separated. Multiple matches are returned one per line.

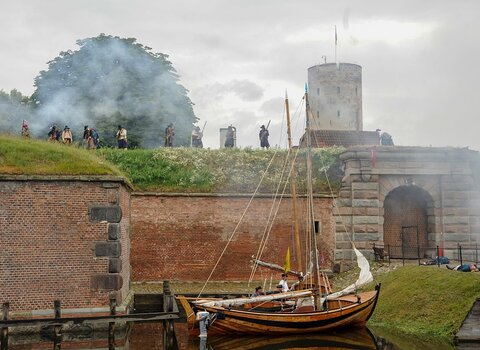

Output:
xmin=194 ymin=290 xmax=313 ymax=308
xmin=326 ymin=247 xmax=373 ymax=300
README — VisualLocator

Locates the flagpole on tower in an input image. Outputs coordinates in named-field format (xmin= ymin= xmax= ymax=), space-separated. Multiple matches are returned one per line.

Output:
xmin=334 ymin=25 xmax=338 ymax=67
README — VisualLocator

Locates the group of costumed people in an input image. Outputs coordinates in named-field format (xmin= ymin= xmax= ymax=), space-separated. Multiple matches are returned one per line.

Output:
xmin=19 ymin=120 xmax=273 ymax=149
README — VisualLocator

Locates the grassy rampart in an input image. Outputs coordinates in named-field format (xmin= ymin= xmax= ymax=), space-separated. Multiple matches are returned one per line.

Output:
xmin=368 ymin=265 xmax=480 ymax=342
xmin=0 ymin=135 xmax=120 ymax=176
xmin=99 ymin=147 xmax=344 ymax=193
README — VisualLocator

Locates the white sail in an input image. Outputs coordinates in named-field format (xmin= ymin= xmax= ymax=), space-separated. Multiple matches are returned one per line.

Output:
xmin=194 ymin=290 xmax=313 ymax=308
xmin=326 ymin=247 xmax=373 ymax=300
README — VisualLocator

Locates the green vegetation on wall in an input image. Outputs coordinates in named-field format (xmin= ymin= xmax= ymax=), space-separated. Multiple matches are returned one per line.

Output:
xmin=99 ymin=146 xmax=344 ymax=193
xmin=0 ymin=135 xmax=120 ymax=176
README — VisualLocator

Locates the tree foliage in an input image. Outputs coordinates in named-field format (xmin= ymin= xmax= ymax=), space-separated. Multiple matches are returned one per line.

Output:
xmin=0 ymin=89 xmax=34 ymax=134
xmin=32 ymin=34 xmax=197 ymax=147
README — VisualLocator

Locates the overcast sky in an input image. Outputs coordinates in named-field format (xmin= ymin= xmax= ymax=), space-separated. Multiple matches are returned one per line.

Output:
xmin=1 ymin=0 xmax=479 ymax=149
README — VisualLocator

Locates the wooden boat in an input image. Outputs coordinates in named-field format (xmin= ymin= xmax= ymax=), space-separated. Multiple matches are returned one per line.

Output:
xmin=179 ymin=89 xmax=380 ymax=335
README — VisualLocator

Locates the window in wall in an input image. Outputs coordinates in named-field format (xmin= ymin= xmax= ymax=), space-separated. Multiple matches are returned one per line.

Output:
xmin=317 ymin=111 xmax=319 ymax=119
xmin=356 ymin=86 xmax=358 ymax=96
xmin=314 ymin=220 xmax=321 ymax=234
xmin=317 ymin=87 xmax=320 ymax=95
xmin=337 ymin=86 xmax=340 ymax=94
xmin=337 ymin=110 xmax=340 ymax=117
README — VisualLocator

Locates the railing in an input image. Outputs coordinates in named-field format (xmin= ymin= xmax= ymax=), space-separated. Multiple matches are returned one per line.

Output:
xmin=371 ymin=243 xmax=480 ymax=267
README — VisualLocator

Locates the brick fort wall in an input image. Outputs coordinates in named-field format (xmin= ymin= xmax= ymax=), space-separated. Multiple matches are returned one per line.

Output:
xmin=131 ymin=194 xmax=334 ymax=282
xmin=0 ymin=176 xmax=131 ymax=314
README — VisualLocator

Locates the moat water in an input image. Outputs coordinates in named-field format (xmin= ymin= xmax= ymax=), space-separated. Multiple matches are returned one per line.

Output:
xmin=1 ymin=320 xmax=460 ymax=350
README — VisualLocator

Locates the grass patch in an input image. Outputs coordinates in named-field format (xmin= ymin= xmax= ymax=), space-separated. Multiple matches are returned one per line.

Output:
xmin=368 ymin=265 xmax=480 ymax=341
xmin=0 ymin=135 xmax=121 ymax=176
xmin=99 ymin=147 xmax=344 ymax=192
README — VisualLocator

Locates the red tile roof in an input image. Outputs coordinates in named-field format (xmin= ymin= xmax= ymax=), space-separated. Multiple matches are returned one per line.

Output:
xmin=299 ymin=130 xmax=380 ymax=148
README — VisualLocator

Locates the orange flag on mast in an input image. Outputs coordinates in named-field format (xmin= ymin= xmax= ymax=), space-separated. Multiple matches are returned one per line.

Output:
xmin=284 ymin=247 xmax=291 ymax=273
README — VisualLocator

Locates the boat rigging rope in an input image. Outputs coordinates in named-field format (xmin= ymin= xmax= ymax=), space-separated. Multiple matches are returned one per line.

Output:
xmin=249 ymin=97 xmax=305 ymax=283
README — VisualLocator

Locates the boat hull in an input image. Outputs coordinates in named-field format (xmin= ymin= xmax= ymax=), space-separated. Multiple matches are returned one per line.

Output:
xmin=196 ymin=287 xmax=380 ymax=335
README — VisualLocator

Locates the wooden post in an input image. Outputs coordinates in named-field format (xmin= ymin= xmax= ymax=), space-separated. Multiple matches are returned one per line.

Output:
xmin=1 ymin=302 xmax=9 ymax=350
xmin=53 ymin=307 xmax=62 ymax=349
xmin=437 ymin=246 xmax=440 ymax=267
xmin=108 ymin=297 xmax=116 ymax=350
xmin=53 ymin=300 xmax=62 ymax=342
xmin=162 ymin=281 xmax=176 ymax=350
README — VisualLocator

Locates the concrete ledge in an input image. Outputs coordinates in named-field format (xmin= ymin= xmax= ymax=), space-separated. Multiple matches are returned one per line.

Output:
xmin=0 ymin=174 xmax=133 ymax=190
xmin=132 ymin=192 xmax=335 ymax=198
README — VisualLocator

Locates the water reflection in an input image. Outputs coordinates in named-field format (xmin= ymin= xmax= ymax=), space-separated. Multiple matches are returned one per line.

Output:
xmin=0 ymin=321 xmax=459 ymax=349
xmin=187 ymin=327 xmax=377 ymax=350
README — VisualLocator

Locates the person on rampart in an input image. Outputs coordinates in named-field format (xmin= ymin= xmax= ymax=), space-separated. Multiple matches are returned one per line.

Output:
xmin=83 ymin=126 xmax=90 ymax=148
xmin=61 ymin=125 xmax=73 ymax=145
xmin=48 ymin=125 xmax=59 ymax=142
xmin=90 ymin=128 xmax=100 ymax=148
xmin=259 ymin=125 xmax=270 ymax=149
xmin=116 ymin=125 xmax=128 ymax=149
xmin=191 ymin=126 xmax=203 ymax=148
xmin=165 ymin=123 xmax=175 ymax=147
xmin=376 ymin=128 xmax=394 ymax=146
xmin=21 ymin=120 xmax=30 ymax=138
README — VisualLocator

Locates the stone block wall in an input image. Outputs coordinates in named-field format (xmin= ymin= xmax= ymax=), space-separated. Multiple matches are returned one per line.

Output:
xmin=0 ymin=176 xmax=131 ymax=315
xmin=130 ymin=194 xmax=334 ymax=282
xmin=335 ymin=146 xmax=480 ymax=261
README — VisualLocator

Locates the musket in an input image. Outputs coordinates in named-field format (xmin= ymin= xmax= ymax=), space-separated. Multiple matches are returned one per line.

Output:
xmin=266 ymin=120 xmax=271 ymax=130
xmin=201 ymin=121 xmax=207 ymax=133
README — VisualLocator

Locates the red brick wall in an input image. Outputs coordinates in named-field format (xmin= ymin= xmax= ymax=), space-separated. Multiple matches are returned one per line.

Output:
xmin=0 ymin=178 xmax=130 ymax=314
xmin=131 ymin=194 xmax=334 ymax=282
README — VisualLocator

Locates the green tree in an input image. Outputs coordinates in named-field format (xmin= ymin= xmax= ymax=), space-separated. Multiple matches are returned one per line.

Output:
xmin=32 ymin=34 xmax=197 ymax=148
xmin=0 ymin=89 xmax=34 ymax=134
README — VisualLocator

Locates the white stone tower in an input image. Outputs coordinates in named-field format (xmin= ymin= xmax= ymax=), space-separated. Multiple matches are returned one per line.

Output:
xmin=307 ymin=63 xmax=362 ymax=131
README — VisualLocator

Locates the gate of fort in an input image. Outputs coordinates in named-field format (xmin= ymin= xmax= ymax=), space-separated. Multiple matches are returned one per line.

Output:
xmin=334 ymin=146 xmax=480 ymax=261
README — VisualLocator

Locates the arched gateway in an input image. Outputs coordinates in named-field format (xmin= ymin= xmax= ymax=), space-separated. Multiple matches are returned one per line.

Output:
xmin=384 ymin=186 xmax=434 ymax=258
xmin=334 ymin=146 xmax=480 ymax=261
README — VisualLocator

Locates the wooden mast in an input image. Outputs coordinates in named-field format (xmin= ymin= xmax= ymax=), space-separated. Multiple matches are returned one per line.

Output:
xmin=285 ymin=91 xmax=303 ymax=273
xmin=304 ymin=85 xmax=322 ymax=310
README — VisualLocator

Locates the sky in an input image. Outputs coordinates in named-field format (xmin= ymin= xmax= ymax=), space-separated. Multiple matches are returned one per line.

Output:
xmin=1 ymin=0 xmax=479 ymax=149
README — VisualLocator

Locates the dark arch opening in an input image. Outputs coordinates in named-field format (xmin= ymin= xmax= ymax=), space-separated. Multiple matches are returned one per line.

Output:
xmin=383 ymin=186 xmax=434 ymax=258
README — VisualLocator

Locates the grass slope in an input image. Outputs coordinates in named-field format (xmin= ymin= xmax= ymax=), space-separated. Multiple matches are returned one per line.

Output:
xmin=369 ymin=265 xmax=480 ymax=341
xmin=99 ymin=147 xmax=344 ymax=192
xmin=0 ymin=135 xmax=121 ymax=176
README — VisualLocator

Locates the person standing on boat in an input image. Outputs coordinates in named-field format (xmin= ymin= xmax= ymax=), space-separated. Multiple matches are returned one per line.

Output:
xmin=278 ymin=273 xmax=289 ymax=292
xmin=259 ymin=125 xmax=270 ymax=149
xmin=252 ymin=286 xmax=264 ymax=296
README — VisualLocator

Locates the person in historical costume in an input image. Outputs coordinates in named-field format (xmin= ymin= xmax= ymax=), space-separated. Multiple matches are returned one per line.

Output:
xmin=48 ymin=125 xmax=59 ymax=142
xmin=191 ymin=126 xmax=203 ymax=148
xmin=259 ymin=125 xmax=270 ymax=149
xmin=61 ymin=125 xmax=73 ymax=145
xmin=116 ymin=125 xmax=128 ymax=149
xmin=165 ymin=123 xmax=175 ymax=147
xmin=21 ymin=120 xmax=30 ymax=138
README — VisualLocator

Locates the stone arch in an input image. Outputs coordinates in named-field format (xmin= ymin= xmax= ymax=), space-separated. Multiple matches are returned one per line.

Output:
xmin=383 ymin=185 xmax=435 ymax=258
